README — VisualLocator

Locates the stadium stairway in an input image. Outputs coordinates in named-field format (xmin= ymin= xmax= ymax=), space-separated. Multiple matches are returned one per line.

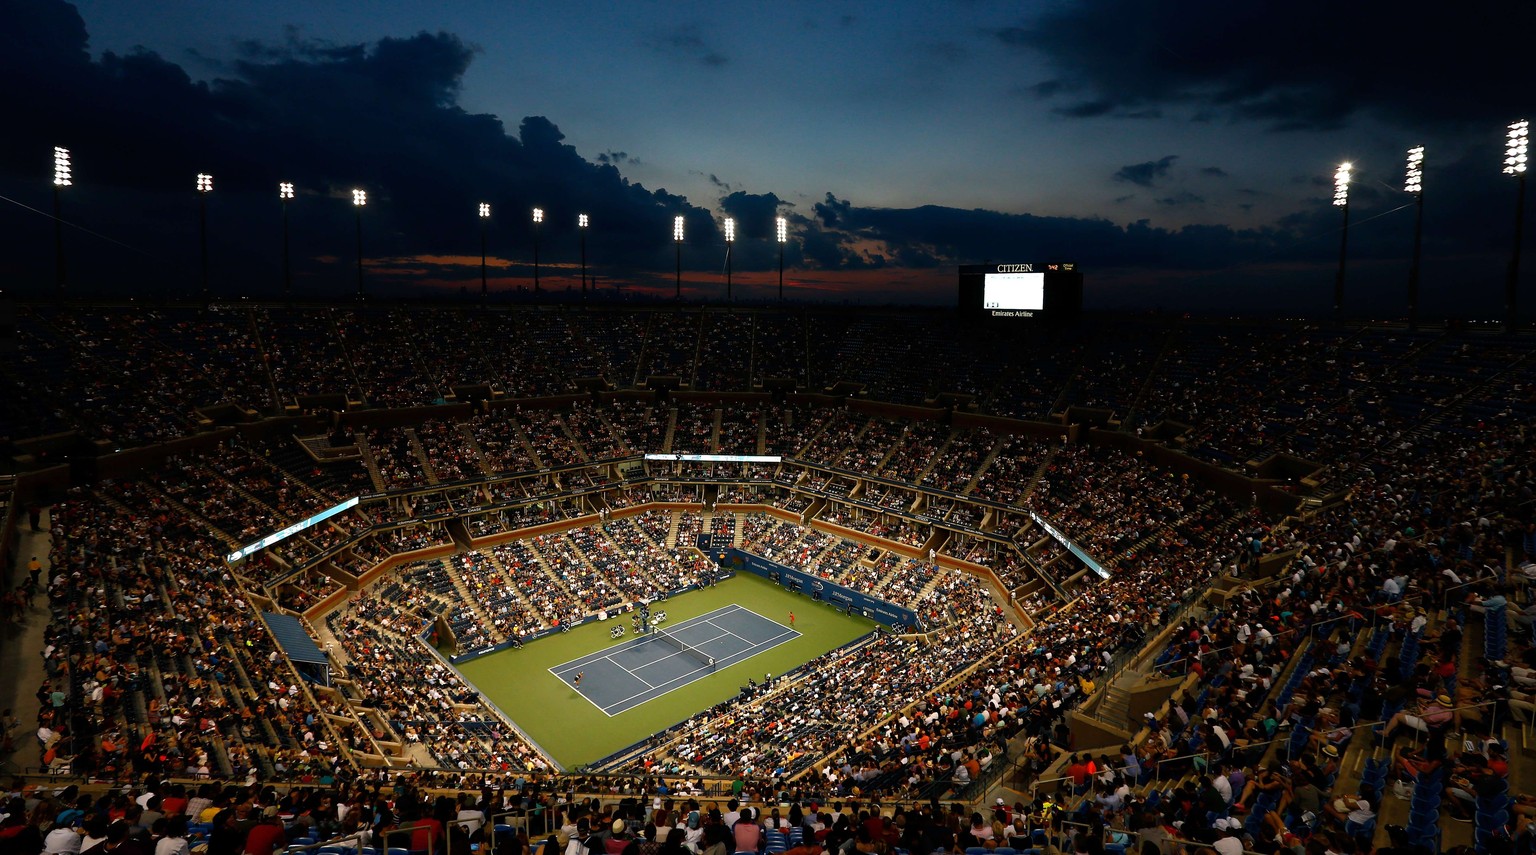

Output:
xmin=402 ymin=428 xmax=439 ymax=485
xmin=0 ymin=515 xmax=52 ymax=772
xmin=1117 ymin=326 xmax=1179 ymax=428
xmin=661 ymin=407 xmax=678 ymax=453
xmin=441 ymin=555 xmax=503 ymax=643
xmin=456 ymin=423 xmax=494 ymax=476
xmin=242 ymin=306 xmax=285 ymax=411
xmin=959 ymin=438 xmax=1007 ymax=495
xmin=1021 ymin=442 xmax=1064 ymax=504
xmin=663 ymin=510 xmax=686 ymax=549
xmin=354 ymin=435 xmax=389 ymax=493
xmin=909 ymin=429 xmax=957 ymax=485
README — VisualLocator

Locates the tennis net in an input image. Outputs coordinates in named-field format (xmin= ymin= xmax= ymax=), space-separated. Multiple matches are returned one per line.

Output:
xmin=652 ymin=627 xmax=715 ymax=670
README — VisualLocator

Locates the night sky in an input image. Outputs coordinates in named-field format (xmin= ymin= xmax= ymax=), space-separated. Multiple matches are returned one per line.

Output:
xmin=1 ymin=0 xmax=1533 ymax=315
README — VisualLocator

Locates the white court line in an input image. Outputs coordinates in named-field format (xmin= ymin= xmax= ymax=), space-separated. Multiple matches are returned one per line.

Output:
xmin=597 ymin=624 xmax=803 ymax=714
xmin=702 ymin=617 xmax=749 ymax=646
xmin=596 ymin=660 xmax=714 ymax=715
xmin=545 ymin=663 xmax=615 ymax=717
xmin=547 ymin=602 xmax=801 ymax=716
xmin=608 ymin=652 xmax=656 ymax=688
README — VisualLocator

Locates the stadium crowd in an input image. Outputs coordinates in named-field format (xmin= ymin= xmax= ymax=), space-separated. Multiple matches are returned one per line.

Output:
xmin=3 ymin=307 xmax=1535 ymax=855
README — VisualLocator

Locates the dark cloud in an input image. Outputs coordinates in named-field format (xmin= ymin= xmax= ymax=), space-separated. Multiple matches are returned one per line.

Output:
xmin=1000 ymin=0 xmax=1536 ymax=131
xmin=1201 ymin=167 xmax=1228 ymax=178
xmin=719 ymin=192 xmax=788 ymax=240
xmin=1056 ymin=100 xmax=1115 ymax=119
xmin=1156 ymin=192 xmax=1205 ymax=206
xmin=1113 ymin=156 xmax=1179 ymax=187
xmin=994 ymin=27 xmax=1028 ymax=46
xmin=1023 ymin=80 xmax=1063 ymax=98
xmin=651 ymin=24 xmax=728 ymax=68
xmin=1113 ymin=194 xmax=1136 ymax=204
xmin=798 ymin=198 xmax=1294 ymax=275
xmin=3 ymin=0 xmax=1530 ymax=316
xmin=0 ymin=0 xmax=717 ymax=298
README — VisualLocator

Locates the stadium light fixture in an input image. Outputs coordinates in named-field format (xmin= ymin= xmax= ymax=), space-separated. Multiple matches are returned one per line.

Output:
xmin=279 ymin=182 xmax=295 ymax=298
xmin=53 ymin=147 xmax=72 ymax=187
xmin=776 ymin=216 xmax=788 ymax=301
xmin=53 ymin=147 xmax=71 ymax=293
xmin=674 ymin=215 xmax=685 ymax=299
xmin=532 ymin=207 xmax=544 ymax=294
xmin=1332 ymin=162 xmax=1351 ymax=206
xmin=723 ymin=217 xmax=735 ymax=302
xmin=197 ymin=173 xmax=213 ymax=299
xmin=1404 ymin=147 xmax=1424 ymax=195
xmin=352 ymin=188 xmax=366 ymax=300
xmin=1405 ymin=148 xmax=1425 ymax=330
xmin=478 ymin=203 xmax=491 ymax=299
xmin=1506 ymin=119 xmax=1529 ymax=175
xmin=1506 ymin=120 xmax=1529 ymax=332
xmin=1332 ymin=162 xmax=1352 ymax=318
xmin=578 ymin=213 xmax=590 ymax=298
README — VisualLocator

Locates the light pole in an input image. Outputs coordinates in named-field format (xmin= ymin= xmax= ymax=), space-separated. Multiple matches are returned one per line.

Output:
xmin=723 ymin=217 xmax=735 ymax=302
xmin=352 ymin=188 xmax=367 ymax=300
xmin=478 ymin=202 xmax=491 ymax=299
xmin=196 ymin=173 xmax=213 ymax=299
xmin=1332 ymin=162 xmax=1352 ymax=319
xmin=1506 ymin=119 xmax=1529 ymax=332
xmin=532 ymin=207 xmax=544 ymax=294
xmin=673 ymin=215 xmax=685 ymax=299
xmin=53 ymin=147 xmax=71 ymax=295
xmin=776 ymin=216 xmax=788 ymax=302
xmin=1404 ymin=148 xmax=1424 ymax=330
xmin=578 ymin=213 xmax=589 ymax=299
xmin=279 ymin=182 xmax=295 ymax=298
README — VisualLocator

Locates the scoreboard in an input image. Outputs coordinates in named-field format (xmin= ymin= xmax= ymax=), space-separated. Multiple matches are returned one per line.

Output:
xmin=958 ymin=262 xmax=1083 ymax=323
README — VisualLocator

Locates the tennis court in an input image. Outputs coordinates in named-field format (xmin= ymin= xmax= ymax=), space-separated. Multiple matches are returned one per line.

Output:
xmin=550 ymin=604 xmax=799 ymax=715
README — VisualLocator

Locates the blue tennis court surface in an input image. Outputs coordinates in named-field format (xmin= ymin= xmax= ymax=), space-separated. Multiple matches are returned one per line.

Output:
xmin=550 ymin=604 xmax=800 ymax=716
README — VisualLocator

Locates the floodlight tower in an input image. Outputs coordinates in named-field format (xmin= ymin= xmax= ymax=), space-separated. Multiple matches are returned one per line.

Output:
xmin=673 ymin=215 xmax=685 ymax=299
xmin=776 ymin=216 xmax=788 ymax=302
xmin=578 ymin=213 xmax=590 ymax=299
xmin=1404 ymin=148 xmax=1424 ymax=330
xmin=352 ymin=188 xmax=367 ymax=300
xmin=723 ymin=217 xmax=736 ymax=302
xmin=197 ymin=173 xmax=213 ymax=298
xmin=279 ymin=183 xmax=295 ymax=298
xmin=1506 ymin=120 xmax=1529 ymax=332
xmin=53 ymin=147 xmax=71 ymax=295
xmin=532 ymin=207 xmax=544 ymax=293
xmin=478 ymin=202 xmax=491 ymax=299
xmin=1332 ymin=162 xmax=1352 ymax=319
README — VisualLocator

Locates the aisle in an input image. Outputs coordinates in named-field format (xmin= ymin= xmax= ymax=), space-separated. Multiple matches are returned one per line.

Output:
xmin=0 ymin=509 xmax=54 ymax=772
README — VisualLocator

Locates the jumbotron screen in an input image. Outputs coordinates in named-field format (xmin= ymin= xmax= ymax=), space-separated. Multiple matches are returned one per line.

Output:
xmin=958 ymin=262 xmax=1083 ymax=323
